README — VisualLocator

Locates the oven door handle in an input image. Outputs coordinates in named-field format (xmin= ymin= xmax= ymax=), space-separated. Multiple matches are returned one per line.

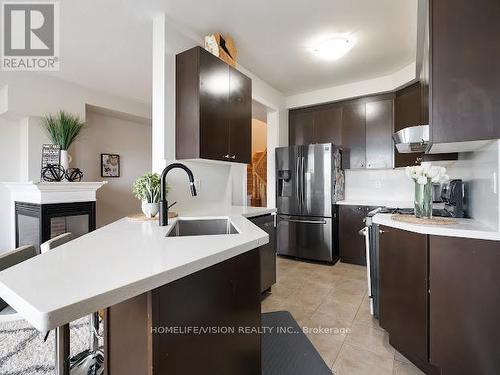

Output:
xmin=362 ymin=224 xmax=374 ymax=315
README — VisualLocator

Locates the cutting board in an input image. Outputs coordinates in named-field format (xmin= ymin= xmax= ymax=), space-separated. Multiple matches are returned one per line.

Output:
xmin=126 ymin=212 xmax=178 ymax=221
xmin=391 ymin=214 xmax=457 ymax=225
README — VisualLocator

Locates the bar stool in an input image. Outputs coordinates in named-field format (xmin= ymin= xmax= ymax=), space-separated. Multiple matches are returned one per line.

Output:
xmin=41 ymin=233 xmax=104 ymax=375
xmin=0 ymin=245 xmax=37 ymax=323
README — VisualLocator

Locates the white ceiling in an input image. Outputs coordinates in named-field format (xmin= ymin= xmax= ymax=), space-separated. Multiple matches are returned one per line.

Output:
xmin=48 ymin=0 xmax=417 ymax=104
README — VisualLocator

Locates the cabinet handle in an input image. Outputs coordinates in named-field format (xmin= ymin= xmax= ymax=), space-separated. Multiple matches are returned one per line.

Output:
xmin=379 ymin=229 xmax=386 ymax=235
xmin=230 ymin=155 xmax=236 ymax=159
xmin=223 ymin=154 xmax=230 ymax=159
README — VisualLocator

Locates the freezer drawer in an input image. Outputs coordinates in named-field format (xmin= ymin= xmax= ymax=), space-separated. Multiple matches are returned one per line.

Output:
xmin=277 ymin=215 xmax=333 ymax=263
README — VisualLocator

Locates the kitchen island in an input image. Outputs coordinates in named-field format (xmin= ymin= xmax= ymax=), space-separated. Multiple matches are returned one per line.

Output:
xmin=0 ymin=206 xmax=273 ymax=375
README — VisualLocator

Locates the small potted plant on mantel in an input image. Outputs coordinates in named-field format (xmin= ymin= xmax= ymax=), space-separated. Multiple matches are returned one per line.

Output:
xmin=133 ymin=172 xmax=166 ymax=218
xmin=42 ymin=110 xmax=85 ymax=178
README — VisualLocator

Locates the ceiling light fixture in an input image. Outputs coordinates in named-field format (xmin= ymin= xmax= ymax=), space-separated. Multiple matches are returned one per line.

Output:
xmin=313 ymin=37 xmax=354 ymax=61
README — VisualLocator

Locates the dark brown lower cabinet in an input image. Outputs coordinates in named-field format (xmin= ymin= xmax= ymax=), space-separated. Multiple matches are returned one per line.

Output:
xmin=429 ymin=236 xmax=500 ymax=375
xmin=379 ymin=228 xmax=500 ymax=375
xmin=338 ymin=205 xmax=374 ymax=265
xmin=378 ymin=226 xmax=430 ymax=370
xmin=104 ymin=249 xmax=261 ymax=375
xmin=249 ymin=214 xmax=277 ymax=293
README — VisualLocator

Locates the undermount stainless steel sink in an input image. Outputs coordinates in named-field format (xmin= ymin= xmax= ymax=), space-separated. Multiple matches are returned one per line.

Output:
xmin=167 ymin=218 xmax=239 ymax=237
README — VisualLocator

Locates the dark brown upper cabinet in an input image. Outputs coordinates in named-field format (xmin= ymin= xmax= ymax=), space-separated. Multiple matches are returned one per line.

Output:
xmin=341 ymin=102 xmax=366 ymax=169
xmin=289 ymin=106 xmax=342 ymax=146
xmin=228 ymin=66 xmax=252 ymax=163
xmin=289 ymin=94 xmax=394 ymax=170
xmin=366 ymin=99 xmax=394 ymax=169
xmin=289 ymin=110 xmax=314 ymax=146
xmin=176 ymin=46 xmax=252 ymax=164
xmin=313 ymin=107 xmax=343 ymax=145
xmin=429 ymin=0 xmax=500 ymax=146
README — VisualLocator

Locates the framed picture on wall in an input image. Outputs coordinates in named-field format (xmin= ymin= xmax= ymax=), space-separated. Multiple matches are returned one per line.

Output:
xmin=101 ymin=153 xmax=120 ymax=177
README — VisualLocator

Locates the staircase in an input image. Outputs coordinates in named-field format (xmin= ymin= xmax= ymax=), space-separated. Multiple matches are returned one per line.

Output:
xmin=247 ymin=150 xmax=267 ymax=207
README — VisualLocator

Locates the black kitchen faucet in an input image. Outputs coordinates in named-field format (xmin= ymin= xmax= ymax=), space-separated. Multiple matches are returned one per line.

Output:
xmin=159 ymin=163 xmax=197 ymax=226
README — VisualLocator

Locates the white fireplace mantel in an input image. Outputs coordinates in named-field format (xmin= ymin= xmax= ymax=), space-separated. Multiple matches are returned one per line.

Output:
xmin=2 ymin=181 xmax=108 ymax=204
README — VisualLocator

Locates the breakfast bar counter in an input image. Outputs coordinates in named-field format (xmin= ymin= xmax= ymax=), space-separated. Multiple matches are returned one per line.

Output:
xmin=0 ymin=207 xmax=272 ymax=332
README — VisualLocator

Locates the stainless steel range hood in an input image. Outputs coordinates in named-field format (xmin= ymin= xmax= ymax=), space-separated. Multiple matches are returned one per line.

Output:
xmin=393 ymin=125 xmax=429 ymax=153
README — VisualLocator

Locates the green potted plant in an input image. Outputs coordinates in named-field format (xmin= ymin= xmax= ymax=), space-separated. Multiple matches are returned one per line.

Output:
xmin=42 ymin=110 xmax=85 ymax=178
xmin=133 ymin=172 xmax=165 ymax=218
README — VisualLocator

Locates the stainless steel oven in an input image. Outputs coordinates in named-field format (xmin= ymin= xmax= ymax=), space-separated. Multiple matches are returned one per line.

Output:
xmin=360 ymin=207 xmax=384 ymax=318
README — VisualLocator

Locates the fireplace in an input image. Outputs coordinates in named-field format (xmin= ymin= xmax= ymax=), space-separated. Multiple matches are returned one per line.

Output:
xmin=15 ymin=201 xmax=96 ymax=253
xmin=4 ymin=182 xmax=106 ymax=253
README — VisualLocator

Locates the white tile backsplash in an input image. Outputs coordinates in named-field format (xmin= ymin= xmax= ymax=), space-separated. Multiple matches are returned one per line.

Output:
xmin=344 ymin=168 xmax=414 ymax=203
xmin=446 ymin=140 xmax=500 ymax=230
xmin=344 ymin=140 xmax=500 ymax=230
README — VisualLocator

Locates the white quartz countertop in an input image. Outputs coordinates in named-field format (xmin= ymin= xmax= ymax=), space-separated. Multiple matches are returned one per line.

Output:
xmin=0 ymin=206 xmax=273 ymax=332
xmin=336 ymin=200 xmax=414 ymax=208
xmin=373 ymin=213 xmax=500 ymax=241
xmin=184 ymin=206 xmax=276 ymax=218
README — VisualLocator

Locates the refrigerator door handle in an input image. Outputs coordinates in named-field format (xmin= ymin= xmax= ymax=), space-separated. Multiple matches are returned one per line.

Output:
xmin=280 ymin=218 xmax=327 ymax=225
xmin=301 ymin=156 xmax=306 ymax=209
xmin=295 ymin=156 xmax=301 ymax=210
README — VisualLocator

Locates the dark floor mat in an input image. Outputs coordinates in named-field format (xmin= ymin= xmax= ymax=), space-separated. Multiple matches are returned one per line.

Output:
xmin=262 ymin=311 xmax=333 ymax=375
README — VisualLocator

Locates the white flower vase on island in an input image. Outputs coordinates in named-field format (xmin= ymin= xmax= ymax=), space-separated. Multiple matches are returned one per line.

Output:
xmin=406 ymin=162 xmax=449 ymax=219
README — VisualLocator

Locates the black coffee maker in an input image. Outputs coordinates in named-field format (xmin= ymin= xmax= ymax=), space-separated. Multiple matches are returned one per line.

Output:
xmin=438 ymin=179 xmax=465 ymax=218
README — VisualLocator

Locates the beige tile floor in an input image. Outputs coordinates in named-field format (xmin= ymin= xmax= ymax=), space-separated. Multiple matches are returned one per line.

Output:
xmin=261 ymin=256 xmax=425 ymax=375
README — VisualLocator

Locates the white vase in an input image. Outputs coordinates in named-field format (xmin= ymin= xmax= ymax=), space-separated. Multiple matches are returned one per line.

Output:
xmin=60 ymin=150 xmax=72 ymax=181
xmin=142 ymin=201 xmax=159 ymax=218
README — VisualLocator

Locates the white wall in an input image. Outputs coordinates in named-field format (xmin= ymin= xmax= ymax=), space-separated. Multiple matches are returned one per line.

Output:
xmin=72 ymin=109 xmax=152 ymax=227
xmin=0 ymin=72 xmax=149 ymax=120
xmin=0 ymin=115 xmax=49 ymax=251
xmin=167 ymin=160 xmax=232 ymax=211
xmin=0 ymin=118 xmax=21 ymax=251
xmin=0 ymin=73 xmax=152 ymax=251
xmin=286 ymin=62 xmax=416 ymax=109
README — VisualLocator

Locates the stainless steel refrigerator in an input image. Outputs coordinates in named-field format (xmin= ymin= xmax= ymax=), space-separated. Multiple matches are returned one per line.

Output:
xmin=275 ymin=143 xmax=344 ymax=263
